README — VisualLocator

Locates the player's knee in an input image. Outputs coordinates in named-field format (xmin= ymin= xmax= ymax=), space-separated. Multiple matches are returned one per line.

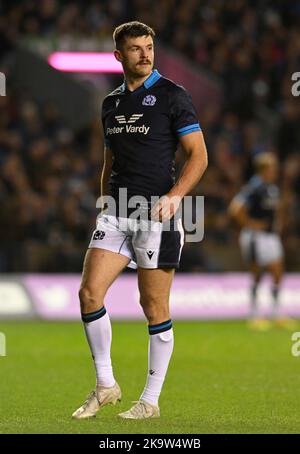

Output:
xmin=79 ymin=286 xmax=100 ymax=313
xmin=268 ymin=261 xmax=283 ymax=283
xmin=140 ymin=296 xmax=169 ymax=324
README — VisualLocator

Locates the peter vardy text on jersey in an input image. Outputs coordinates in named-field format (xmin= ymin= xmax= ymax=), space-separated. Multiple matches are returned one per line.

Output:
xmin=106 ymin=125 xmax=150 ymax=135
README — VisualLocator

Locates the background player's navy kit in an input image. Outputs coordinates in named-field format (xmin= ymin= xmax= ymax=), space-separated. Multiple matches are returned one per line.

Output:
xmin=235 ymin=175 xmax=283 ymax=266
xmin=89 ymin=70 xmax=201 ymax=269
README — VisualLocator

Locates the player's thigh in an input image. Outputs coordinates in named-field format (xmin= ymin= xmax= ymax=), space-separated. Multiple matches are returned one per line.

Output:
xmin=137 ymin=267 xmax=175 ymax=303
xmin=265 ymin=259 xmax=284 ymax=281
xmin=249 ymin=261 xmax=262 ymax=279
xmin=80 ymin=248 xmax=130 ymax=300
xmin=240 ymin=230 xmax=258 ymax=264
xmin=257 ymin=232 xmax=283 ymax=267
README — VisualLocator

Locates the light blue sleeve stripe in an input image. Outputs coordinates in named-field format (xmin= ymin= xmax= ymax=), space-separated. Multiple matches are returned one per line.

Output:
xmin=178 ymin=126 xmax=201 ymax=137
xmin=177 ymin=123 xmax=201 ymax=133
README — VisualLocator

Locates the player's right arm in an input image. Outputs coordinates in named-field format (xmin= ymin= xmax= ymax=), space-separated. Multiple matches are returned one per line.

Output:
xmin=228 ymin=198 xmax=268 ymax=231
xmin=101 ymin=147 xmax=113 ymax=197
xmin=100 ymin=98 xmax=113 ymax=209
xmin=99 ymin=146 xmax=113 ymax=212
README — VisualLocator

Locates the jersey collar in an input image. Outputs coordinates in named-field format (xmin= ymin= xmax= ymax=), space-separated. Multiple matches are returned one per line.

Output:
xmin=121 ymin=69 xmax=161 ymax=92
xmin=144 ymin=69 xmax=161 ymax=88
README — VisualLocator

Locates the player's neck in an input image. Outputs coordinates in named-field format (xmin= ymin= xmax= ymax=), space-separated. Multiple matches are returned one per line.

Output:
xmin=124 ymin=71 xmax=152 ymax=92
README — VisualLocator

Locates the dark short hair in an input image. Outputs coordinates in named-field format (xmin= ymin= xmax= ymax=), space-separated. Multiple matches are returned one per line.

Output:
xmin=113 ymin=21 xmax=155 ymax=50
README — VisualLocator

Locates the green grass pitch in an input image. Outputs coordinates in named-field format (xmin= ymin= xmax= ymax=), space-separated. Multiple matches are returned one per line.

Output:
xmin=0 ymin=320 xmax=299 ymax=434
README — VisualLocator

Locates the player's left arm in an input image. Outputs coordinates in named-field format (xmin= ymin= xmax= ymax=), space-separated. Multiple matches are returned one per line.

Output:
xmin=151 ymin=131 xmax=207 ymax=221
xmin=170 ymin=130 xmax=208 ymax=198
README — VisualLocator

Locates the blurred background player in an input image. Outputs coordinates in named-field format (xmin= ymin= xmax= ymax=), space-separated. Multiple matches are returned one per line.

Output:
xmin=229 ymin=152 xmax=296 ymax=330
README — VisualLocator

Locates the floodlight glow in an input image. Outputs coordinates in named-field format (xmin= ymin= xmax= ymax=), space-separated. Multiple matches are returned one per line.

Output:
xmin=48 ymin=52 xmax=123 ymax=73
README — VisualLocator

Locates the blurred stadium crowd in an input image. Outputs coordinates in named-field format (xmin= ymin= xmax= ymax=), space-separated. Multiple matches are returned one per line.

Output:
xmin=0 ymin=0 xmax=300 ymax=272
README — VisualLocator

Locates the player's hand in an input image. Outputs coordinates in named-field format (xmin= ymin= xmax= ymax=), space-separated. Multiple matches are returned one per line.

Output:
xmin=150 ymin=194 xmax=182 ymax=222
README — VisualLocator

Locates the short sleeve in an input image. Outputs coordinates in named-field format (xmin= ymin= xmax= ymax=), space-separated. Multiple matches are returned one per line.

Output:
xmin=169 ymin=86 xmax=201 ymax=137
xmin=234 ymin=185 xmax=252 ymax=206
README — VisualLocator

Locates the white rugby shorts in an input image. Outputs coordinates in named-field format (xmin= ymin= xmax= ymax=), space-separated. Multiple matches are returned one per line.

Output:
xmin=239 ymin=228 xmax=283 ymax=266
xmin=89 ymin=213 xmax=185 ymax=269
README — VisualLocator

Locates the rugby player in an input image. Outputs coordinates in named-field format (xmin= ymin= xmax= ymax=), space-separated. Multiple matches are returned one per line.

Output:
xmin=72 ymin=21 xmax=208 ymax=420
xmin=229 ymin=152 xmax=295 ymax=330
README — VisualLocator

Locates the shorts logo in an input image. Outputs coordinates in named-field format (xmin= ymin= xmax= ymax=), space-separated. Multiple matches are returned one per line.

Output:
xmin=142 ymin=95 xmax=156 ymax=106
xmin=149 ymin=369 xmax=155 ymax=375
xmin=146 ymin=250 xmax=155 ymax=260
xmin=93 ymin=230 xmax=106 ymax=240
xmin=115 ymin=114 xmax=143 ymax=124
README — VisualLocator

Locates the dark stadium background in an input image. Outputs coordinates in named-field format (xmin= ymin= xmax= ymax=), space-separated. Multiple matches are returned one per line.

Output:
xmin=0 ymin=0 xmax=299 ymax=273
xmin=1 ymin=0 xmax=300 ymax=436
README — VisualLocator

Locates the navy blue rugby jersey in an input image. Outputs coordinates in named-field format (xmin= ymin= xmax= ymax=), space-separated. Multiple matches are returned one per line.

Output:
xmin=101 ymin=69 xmax=201 ymax=201
xmin=235 ymin=175 xmax=280 ymax=232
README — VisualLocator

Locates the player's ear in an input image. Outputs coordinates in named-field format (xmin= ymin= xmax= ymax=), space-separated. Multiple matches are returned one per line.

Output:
xmin=114 ymin=49 xmax=123 ymax=63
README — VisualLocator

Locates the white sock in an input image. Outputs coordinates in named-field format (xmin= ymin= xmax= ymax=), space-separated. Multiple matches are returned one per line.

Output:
xmin=82 ymin=307 xmax=115 ymax=388
xmin=140 ymin=321 xmax=174 ymax=406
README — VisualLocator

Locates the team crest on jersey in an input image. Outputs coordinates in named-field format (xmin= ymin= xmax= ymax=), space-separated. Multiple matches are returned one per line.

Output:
xmin=142 ymin=94 xmax=156 ymax=106
xmin=115 ymin=98 xmax=120 ymax=108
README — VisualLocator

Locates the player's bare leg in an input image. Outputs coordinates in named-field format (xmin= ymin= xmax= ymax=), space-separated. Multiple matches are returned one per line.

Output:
xmin=138 ymin=267 xmax=174 ymax=324
xmin=118 ymin=268 xmax=174 ymax=419
xmin=79 ymin=248 xmax=129 ymax=314
xmin=249 ymin=262 xmax=263 ymax=318
xmin=248 ymin=262 xmax=271 ymax=331
xmin=266 ymin=259 xmax=283 ymax=319
xmin=72 ymin=248 xmax=130 ymax=419
xmin=266 ymin=259 xmax=296 ymax=330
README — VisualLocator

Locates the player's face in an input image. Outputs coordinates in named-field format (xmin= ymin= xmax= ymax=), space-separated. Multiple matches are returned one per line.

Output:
xmin=115 ymin=35 xmax=154 ymax=78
